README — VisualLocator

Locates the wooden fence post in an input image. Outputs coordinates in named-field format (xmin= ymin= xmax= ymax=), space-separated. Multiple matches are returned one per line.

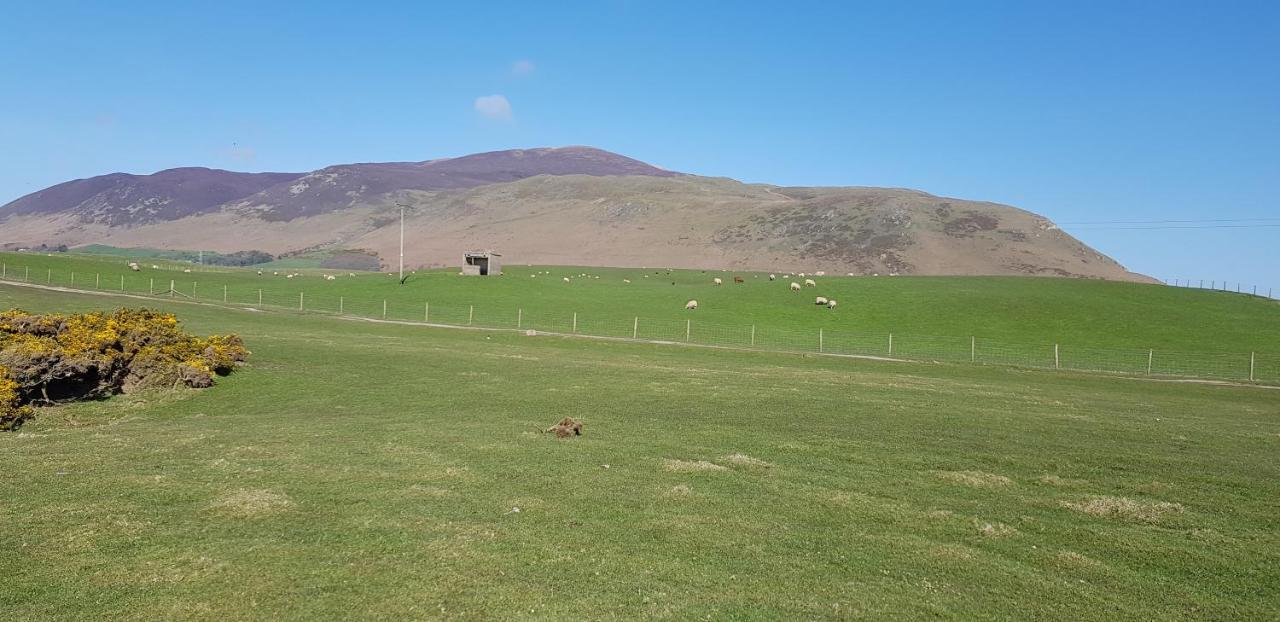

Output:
xmin=888 ymin=333 xmax=893 ymax=356
xmin=1147 ymin=349 xmax=1153 ymax=375
xmin=120 ymin=275 xmax=124 ymax=291
xmin=468 ymin=305 xmax=474 ymax=325
xmin=685 ymin=319 xmax=690 ymax=342
xmin=1054 ymin=343 xmax=1060 ymax=369
xmin=258 ymin=289 xmax=263 ymax=305
xmin=518 ymin=308 xmax=523 ymax=328
xmin=633 ymin=317 xmax=639 ymax=339
xmin=750 ymin=324 xmax=755 ymax=346
xmin=70 ymin=271 xmax=74 ymax=286
xmin=223 ymin=285 xmax=227 ymax=303
xmin=971 ymin=336 xmax=976 ymax=363
xmin=424 ymin=301 xmax=428 ymax=322
xmin=1250 ymin=352 xmax=1256 ymax=382
xmin=339 ymin=297 xmax=344 ymax=314
xmin=95 ymin=273 xmax=100 ymax=289
xmin=150 ymin=278 xmax=154 ymax=295
xmin=383 ymin=300 xmax=387 ymax=319
xmin=819 ymin=328 xmax=824 ymax=353
xmin=299 ymin=291 xmax=304 ymax=310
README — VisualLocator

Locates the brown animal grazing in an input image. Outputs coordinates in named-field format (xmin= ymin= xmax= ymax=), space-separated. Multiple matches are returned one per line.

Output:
xmin=546 ymin=417 xmax=583 ymax=438
xmin=734 ymin=276 xmax=744 ymax=284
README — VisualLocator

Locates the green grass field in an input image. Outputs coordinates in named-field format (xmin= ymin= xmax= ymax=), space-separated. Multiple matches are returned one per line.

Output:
xmin=3 ymin=251 xmax=1278 ymax=381
xmin=2 ymin=275 xmax=1279 ymax=620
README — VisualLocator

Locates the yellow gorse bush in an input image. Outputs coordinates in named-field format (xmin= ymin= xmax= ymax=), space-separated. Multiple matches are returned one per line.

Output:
xmin=0 ymin=308 xmax=249 ymax=430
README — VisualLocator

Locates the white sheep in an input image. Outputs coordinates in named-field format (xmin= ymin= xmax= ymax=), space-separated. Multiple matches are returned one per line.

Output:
xmin=827 ymin=299 xmax=838 ymax=309
xmin=286 ymin=274 xmax=295 ymax=279
xmin=151 ymin=265 xmax=159 ymax=269
xmin=563 ymin=277 xmax=571 ymax=283
xmin=183 ymin=268 xmax=192 ymax=273
xmin=799 ymin=272 xmax=806 ymax=278
xmin=685 ymin=300 xmax=698 ymax=310
xmin=623 ymin=279 xmax=631 ymax=283
xmin=273 ymin=271 xmax=279 ymax=276
xmin=127 ymin=262 xmax=140 ymax=272
xmin=713 ymin=277 xmax=723 ymax=285
xmin=815 ymin=296 xmax=828 ymax=305
xmin=815 ymin=271 xmax=825 ymax=276
xmin=349 ymin=273 xmax=356 ymax=277
xmin=790 ymin=282 xmax=801 ymax=291
xmin=804 ymin=279 xmax=817 ymax=287
xmin=768 ymin=274 xmax=776 ymax=281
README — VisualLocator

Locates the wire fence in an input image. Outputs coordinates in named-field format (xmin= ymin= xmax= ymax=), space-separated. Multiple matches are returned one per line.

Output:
xmin=2 ymin=263 xmax=1275 ymax=384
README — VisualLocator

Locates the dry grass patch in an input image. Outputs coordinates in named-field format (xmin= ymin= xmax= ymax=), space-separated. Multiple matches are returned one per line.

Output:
xmin=974 ymin=520 xmax=1019 ymax=537
xmin=664 ymin=484 xmax=693 ymax=498
xmin=1037 ymin=474 xmax=1088 ymax=487
xmin=1062 ymin=496 xmax=1184 ymax=523
xmin=210 ymin=489 xmax=291 ymax=517
xmin=936 ymin=470 xmax=1013 ymax=488
xmin=720 ymin=453 xmax=772 ymax=468
xmin=662 ymin=459 xmax=728 ymax=473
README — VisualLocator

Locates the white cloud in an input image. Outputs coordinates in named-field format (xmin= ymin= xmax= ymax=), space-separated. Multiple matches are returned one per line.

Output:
xmin=511 ymin=59 xmax=536 ymax=76
xmin=474 ymin=95 xmax=513 ymax=121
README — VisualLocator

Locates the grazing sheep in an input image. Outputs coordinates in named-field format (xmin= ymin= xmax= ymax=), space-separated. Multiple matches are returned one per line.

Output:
xmin=804 ymin=279 xmax=816 ymax=288
xmin=127 ymin=262 xmax=140 ymax=272
xmin=815 ymin=271 xmax=826 ymax=276
xmin=768 ymin=274 xmax=776 ymax=281
xmin=827 ymin=300 xmax=837 ymax=309
xmin=685 ymin=299 xmax=698 ymax=310
xmin=273 ymin=271 xmax=279 ymax=276
xmin=623 ymin=279 xmax=631 ymax=283
xmin=257 ymin=270 xmax=263 ymax=275
xmin=713 ymin=277 xmax=723 ymax=285
xmin=815 ymin=296 xmax=828 ymax=305
xmin=183 ymin=268 xmax=192 ymax=273
xmin=798 ymin=272 xmax=806 ymax=277
xmin=790 ymin=282 xmax=801 ymax=291
xmin=563 ymin=277 xmax=571 ymax=283
xmin=733 ymin=276 xmax=744 ymax=284
xmin=286 ymin=274 xmax=295 ymax=279
xmin=847 ymin=272 xmax=855 ymax=276
xmin=151 ymin=265 xmax=160 ymax=269
xmin=349 ymin=273 xmax=356 ymax=277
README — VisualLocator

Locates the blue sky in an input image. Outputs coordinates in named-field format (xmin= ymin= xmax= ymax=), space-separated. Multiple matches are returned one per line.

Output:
xmin=2 ymin=1 xmax=1277 ymax=287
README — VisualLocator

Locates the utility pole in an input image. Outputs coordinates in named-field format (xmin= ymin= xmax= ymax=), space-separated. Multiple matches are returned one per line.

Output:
xmin=394 ymin=203 xmax=410 ymax=284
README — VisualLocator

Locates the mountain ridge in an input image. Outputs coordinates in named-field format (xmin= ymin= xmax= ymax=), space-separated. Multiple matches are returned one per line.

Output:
xmin=0 ymin=146 xmax=1146 ymax=281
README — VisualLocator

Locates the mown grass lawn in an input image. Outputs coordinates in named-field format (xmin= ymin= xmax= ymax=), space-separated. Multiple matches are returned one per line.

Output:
xmin=2 ymin=283 xmax=1279 ymax=620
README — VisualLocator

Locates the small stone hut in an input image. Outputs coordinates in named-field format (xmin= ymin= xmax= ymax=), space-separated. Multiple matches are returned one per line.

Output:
xmin=462 ymin=250 xmax=502 ymax=276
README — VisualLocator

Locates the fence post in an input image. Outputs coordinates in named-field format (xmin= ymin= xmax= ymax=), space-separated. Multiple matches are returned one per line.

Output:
xmin=518 ymin=308 xmax=522 ymax=328
xmin=1 ymin=263 xmax=5 ymax=278
xmin=1147 ymin=349 xmax=1153 ymax=375
xmin=383 ymin=300 xmax=387 ymax=319
xmin=819 ymin=328 xmax=824 ymax=353
xmin=750 ymin=324 xmax=755 ymax=346
xmin=424 ymin=301 xmax=428 ymax=322
xmin=1250 ymin=352 xmax=1256 ymax=382
xmin=70 ymin=271 xmax=74 ymax=286
xmin=47 ymin=269 xmax=51 ymax=283
xmin=1054 ymin=343 xmax=1060 ymax=369
xmin=258 ymin=289 xmax=263 ymax=305
xmin=573 ymin=312 xmax=578 ymax=333
xmin=339 ymin=296 xmax=344 ymax=314
xmin=96 ymin=273 xmax=100 ymax=289
xmin=120 ymin=275 xmax=124 ymax=291
xmin=169 ymin=280 xmax=175 ymax=298
xmin=299 ymin=291 xmax=304 ymax=311
xmin=25 ymin=266 xmax=30 ymax=281
xmin=468 ymin=305 xmax=474 ymax=325
xmin=633 ymin=317 xmax=638 ymax=339
xmin=888 ymin=333 xmax=893 ymax=356
xmin=686 ymin=319 xmax=690 ymax=342
xmin=223 ymin=284 xmax=227 ymax=303
xmin=971 ymin=336 xmax=976 ymax=363
xmin=150 ymin=278 xmax=154 ymax=295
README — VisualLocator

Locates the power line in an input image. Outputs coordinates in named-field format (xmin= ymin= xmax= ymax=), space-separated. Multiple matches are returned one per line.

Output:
xmin=1062 ymin=223 xmax=1280 ymax=231
xmin=1057 ymin=217 xmax=1280 ymax=225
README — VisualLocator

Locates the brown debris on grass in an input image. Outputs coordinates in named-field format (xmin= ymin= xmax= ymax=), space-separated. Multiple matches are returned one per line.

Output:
xmin=545 ymin=417 xmax=583 ymax=438
xmin=1062 ymin=496 xmax=1184 ymax=523
xmin=720 ymin=453 xmax=772 ymax=468
xmin=662 ymin=459 xmax=728 ymax=473
xmin=210 ymin=489 xmax=291 ymax=517
xmin=936 ymin=470 xmax=1014 ymax=488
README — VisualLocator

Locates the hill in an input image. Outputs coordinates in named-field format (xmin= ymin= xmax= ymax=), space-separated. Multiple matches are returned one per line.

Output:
xmin=0 ymin=147 xmax=1146 ymax=280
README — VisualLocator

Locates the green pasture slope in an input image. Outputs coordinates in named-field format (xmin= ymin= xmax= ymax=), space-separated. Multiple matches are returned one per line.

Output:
xmin=3 ymin=250 xmax=1279 ymax=357
xmin=1 ymin=281 xmax=1278 ymax=620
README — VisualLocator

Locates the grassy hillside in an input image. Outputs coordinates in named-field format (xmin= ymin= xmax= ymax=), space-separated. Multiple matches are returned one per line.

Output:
xmin=3 ymin=251 xmax=1277 ymax=357
xmin=2 ymin=283 xmax=1278 ymax=620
